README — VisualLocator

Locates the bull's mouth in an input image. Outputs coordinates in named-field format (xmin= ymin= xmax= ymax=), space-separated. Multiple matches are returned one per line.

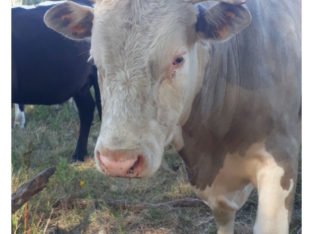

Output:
xmin=96 ymin=154 xmax=145 ymax=178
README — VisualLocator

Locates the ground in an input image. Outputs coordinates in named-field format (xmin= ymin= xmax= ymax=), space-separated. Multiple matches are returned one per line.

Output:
xmin=11 ymin=103 xmax=301 ymax=234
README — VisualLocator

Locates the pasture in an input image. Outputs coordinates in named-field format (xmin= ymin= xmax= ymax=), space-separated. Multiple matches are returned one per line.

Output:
xmin=12 ymin=104 xmax=301 ymax=233
xmin=11 ymin=1 xmax=301 ymax=233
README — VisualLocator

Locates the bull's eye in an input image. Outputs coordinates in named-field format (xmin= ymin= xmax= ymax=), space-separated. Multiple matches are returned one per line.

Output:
xmin=172 ymin=56 xmax=185 ymax=67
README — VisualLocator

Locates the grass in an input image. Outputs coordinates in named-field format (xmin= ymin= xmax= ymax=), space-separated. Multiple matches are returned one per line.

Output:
xmin=12 ymin=103 xmax=302 ymax=234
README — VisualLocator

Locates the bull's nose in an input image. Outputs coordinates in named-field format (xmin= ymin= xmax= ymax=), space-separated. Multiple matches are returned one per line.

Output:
xmin=95 ymin=149 xmax=144 ymax=177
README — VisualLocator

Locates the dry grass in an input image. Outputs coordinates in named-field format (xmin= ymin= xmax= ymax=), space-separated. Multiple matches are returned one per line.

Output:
xmin=12 ymin=104 xmax=301 ymax=234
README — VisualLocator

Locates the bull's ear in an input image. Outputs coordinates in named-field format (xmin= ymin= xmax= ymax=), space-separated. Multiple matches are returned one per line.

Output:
xmin=195 ymin=3 xmax=251 ymax=41
xmin=44 ymin=1 xmax=93 ymax=40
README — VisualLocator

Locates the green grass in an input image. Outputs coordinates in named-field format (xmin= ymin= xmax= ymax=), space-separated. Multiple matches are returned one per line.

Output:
xmin=12 ymin=103 xmax=301 ymax=234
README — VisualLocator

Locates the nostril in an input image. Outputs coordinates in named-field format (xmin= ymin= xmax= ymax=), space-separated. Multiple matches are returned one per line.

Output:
xmin=127 ymin=155 xmax=144 ymax=176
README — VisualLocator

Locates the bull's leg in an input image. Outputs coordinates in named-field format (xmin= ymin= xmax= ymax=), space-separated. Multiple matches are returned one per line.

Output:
xmin=72 ymin=88 xmax=95 ymax=162
xmin=253 ymin=153 xmax=298 ymax=234
xmin=213 ymin=205 xmax=236 ymax=234
xmin=194 ymin=180 xmax=253 ymax=234
xmin=211 ymin=184 xmax=254 ymax=234
xmin=90 ymin=67 xmax=102 ymax=120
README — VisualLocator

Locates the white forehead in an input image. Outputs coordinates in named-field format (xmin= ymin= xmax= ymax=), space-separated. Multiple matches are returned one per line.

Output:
xmin=91 ymin=0 xmax=197 ymax=71
xmin=13 ymin=0 xmax=66 ymax=9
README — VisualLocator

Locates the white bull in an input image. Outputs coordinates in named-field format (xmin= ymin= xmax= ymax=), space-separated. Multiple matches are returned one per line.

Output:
xmin=44 ymin=0 xmax=301 ymax=233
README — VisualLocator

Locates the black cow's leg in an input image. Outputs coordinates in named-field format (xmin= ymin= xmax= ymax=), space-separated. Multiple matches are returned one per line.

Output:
xmin=72 ymin=88 xmax=95 ymax=162
xmin=90 ymin=67 xmax=102 ymax=120
xmin=14 ymin=104 xmax=26 ymax=128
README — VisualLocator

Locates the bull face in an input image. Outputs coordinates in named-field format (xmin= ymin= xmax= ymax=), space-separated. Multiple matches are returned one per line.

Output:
xmin=44 ymin=0 xmax=251 ymax=178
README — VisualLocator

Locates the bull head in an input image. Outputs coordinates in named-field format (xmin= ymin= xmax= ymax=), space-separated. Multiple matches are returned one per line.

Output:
xmin=44 ymin=0 xmax=251 ymax=178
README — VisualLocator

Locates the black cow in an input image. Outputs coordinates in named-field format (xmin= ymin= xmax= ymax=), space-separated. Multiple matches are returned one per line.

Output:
xmin=12 ymin=0 xmax=101 ymax=162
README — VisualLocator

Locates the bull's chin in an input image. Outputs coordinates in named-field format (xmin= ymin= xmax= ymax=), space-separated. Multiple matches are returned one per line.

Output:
xmin=139 ymin=161 xmax=162 ymax=178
